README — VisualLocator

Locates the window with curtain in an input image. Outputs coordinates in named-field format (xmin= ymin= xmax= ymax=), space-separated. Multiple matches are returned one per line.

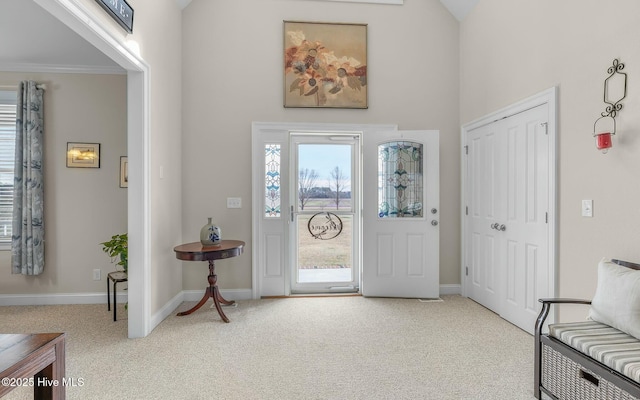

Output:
xmin=0 ymin=91 xmax=16 ymax=249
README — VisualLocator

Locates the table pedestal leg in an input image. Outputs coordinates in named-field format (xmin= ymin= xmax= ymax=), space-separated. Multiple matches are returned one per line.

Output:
xmin=176 ymin=259 xmax=235 ymax=322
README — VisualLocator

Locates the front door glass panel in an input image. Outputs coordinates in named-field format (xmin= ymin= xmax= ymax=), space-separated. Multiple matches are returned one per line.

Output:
xmin=291 ymin=138 xmax=359 ymax=293
xmin=378 ymin=141 xmax=424 ymax=218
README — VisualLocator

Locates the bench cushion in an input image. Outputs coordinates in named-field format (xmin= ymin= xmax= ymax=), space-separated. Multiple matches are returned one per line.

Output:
xmin=550 ymin=321 xmax=640 ymax=384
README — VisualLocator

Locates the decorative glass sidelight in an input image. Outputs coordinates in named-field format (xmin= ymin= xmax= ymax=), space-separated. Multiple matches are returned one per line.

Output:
xmin=265 ymin=144 xmax=281 ymax=218
xmin=378 ymin=141 xmax=424 ymax=218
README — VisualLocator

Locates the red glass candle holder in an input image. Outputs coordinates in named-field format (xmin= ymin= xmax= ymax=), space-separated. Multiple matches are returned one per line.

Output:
xmin=595 ymin=132 xmax=612 ymax=153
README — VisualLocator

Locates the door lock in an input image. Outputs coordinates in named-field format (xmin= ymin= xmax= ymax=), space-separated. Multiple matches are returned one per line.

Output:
xmin=431 ymin=220 xmax=438 ymax=226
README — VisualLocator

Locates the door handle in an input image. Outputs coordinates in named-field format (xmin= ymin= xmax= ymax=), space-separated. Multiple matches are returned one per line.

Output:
xmin=490 ymin=223 xmax=506 ymax=231
xmin=431 ymin=220 xmax=438 ymax=226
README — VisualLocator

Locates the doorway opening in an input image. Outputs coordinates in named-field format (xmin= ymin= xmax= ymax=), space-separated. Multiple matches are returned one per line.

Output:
xmin=36 ymin=0 xmax=151 ymax=337
xmin=290 ymin=134 xmax=361 ymax=294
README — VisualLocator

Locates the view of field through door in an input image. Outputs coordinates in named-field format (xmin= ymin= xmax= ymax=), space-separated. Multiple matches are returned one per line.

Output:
xmin=291 ymin=134 xmax=360 ymax=293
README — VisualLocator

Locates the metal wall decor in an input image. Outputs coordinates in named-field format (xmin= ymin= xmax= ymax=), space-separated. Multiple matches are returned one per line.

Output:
xmin=593 ymin=58 xmax=627 ymax=153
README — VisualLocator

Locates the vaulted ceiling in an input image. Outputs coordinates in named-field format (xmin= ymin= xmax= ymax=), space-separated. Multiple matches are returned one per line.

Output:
xmin=0 ymin=0 xmax=478 ymax=73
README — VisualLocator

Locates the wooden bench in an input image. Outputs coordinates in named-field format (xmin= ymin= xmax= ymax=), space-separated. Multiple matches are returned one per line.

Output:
xmin=0 ymin=333 xmax=66 ymax=399
xmin=535 ymin=259 xmax=640 ymax=400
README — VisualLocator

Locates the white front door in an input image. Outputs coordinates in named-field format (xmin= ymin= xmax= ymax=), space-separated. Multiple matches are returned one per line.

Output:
xmin=362 ymin=130 xmax=440 ymax=298
xmin=464 ymin=98 xmax=554 ymax=334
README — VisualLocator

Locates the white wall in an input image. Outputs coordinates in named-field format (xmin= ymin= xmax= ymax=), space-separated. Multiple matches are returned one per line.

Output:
xmin=460 ymin=0 xmax=640 ymax=320
xmin=6 ymin=0 xmax=186 ymax=318
xmin=0 ymin=72 xmax=127 ymax=295
xmin=116 ymin=0 xmax=184 ymax=313
xmin=181 ymin=0 xmax=462 ymax=290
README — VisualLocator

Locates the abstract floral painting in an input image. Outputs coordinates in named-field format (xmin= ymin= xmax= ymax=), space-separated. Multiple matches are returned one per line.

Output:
xmin=284 ymin=21 xmax=367 ymax=109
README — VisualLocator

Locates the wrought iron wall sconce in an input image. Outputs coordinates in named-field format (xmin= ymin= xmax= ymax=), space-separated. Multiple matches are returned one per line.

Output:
xmin=593 ymin=59 xmax=627 ymax=153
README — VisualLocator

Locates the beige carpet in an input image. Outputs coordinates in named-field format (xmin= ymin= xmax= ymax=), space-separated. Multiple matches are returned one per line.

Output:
xmin=0 ymin=295 xmax=536 ymax=399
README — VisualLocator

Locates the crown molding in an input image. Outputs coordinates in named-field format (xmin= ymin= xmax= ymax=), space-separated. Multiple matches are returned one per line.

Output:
xmin=0 ymin=62 xmax=126 ymax=75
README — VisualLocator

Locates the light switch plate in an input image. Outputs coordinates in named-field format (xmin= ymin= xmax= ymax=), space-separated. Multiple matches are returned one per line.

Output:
xmin=582 ymin=199 xmax=593 ymax=217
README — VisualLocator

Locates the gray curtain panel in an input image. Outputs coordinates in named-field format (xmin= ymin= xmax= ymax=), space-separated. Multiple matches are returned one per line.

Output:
xmin=12 ymin=81 xmax=44 ymax=275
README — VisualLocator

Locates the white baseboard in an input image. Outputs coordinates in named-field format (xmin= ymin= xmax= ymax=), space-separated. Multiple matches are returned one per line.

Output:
xmin=439 ymin=284 xmax=461 ymax=295
xmin=0 ymin=287 xmax=454 ymax=307
xmin=0 ymin=292 xmax=128 ymax=306
xmin=0 ymin=289 xmax=254 ymax=308
xmin=150 ymin=291 xmax=185 ymax=330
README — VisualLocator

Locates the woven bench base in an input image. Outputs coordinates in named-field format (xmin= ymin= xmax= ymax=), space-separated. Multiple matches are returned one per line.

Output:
xmin=542 ymin=344 xmax=639 ymax=400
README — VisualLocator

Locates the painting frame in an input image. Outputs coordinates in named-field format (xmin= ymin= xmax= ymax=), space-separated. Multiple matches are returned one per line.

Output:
xmin=94 ymin=0 xmax=134 ymax=34
xmin=66 ymin=142 xmax=101 ymax=168
xmin=119 ymin=156 xmax=128 ymax=188
xmin=284 ymin=20 xmax=368 ymax=109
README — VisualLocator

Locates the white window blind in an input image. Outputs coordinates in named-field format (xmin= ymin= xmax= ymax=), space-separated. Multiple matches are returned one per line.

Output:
xmin=0 ymin=91 xmax=17 ymax=246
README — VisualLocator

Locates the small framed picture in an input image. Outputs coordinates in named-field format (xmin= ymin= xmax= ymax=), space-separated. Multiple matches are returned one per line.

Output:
xmin=66 ymin=142 xmax=100 ymax=168
xmin=120 ymin=156 xmax=128 ymax=188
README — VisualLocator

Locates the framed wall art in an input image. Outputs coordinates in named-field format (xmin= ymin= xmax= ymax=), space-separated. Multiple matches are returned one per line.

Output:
xmin=66 ymin=142 xmax=100 ymax=168
xmin=120 ymin=156 xmax=128 ymax=188
xmin=284 ymin=21 xmax=368 ymax=109
xmin=95 ymin=0 xmax=134 ymax=33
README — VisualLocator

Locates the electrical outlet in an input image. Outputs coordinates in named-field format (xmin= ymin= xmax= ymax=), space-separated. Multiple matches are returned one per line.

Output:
xmin=227 ymin=197 xmax=242 ymax=208
xmin=93 ymin=269 xmax=101 ymax=281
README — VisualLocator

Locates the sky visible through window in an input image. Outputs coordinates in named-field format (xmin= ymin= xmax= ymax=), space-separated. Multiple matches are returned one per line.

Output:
xmin=298 ymin=144 xmax=351 ymax=190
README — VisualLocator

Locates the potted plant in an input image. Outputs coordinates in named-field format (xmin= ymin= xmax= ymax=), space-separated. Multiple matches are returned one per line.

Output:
xmin=101 ymin=233 xmax=128 ymax=274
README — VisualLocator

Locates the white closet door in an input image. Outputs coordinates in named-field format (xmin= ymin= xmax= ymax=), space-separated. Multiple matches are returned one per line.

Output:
xmin=466 ymin=120 xmax=505 ymax=312
xmin=500 ymin=104 xmax=550 ymax=332
xmin=465 ymin=103 xmax=552 ymax=334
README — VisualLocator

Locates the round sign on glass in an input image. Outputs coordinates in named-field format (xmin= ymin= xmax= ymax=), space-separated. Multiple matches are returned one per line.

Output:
xmin=307 ymin=212 xmax=343 ymax=240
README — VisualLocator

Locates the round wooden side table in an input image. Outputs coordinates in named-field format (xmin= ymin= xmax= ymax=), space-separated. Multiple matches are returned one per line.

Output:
xmin=173 ymin=240 xmax=245 ymax=322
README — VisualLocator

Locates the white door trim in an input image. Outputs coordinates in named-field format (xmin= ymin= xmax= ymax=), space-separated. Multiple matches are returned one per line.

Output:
xmin=460 ymin=87 xmax=558 ymax=308
xmin=251 ymin=122 xmax=397 ymax=299
xmin=36 ymin=0 xmax=152 ymax=338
